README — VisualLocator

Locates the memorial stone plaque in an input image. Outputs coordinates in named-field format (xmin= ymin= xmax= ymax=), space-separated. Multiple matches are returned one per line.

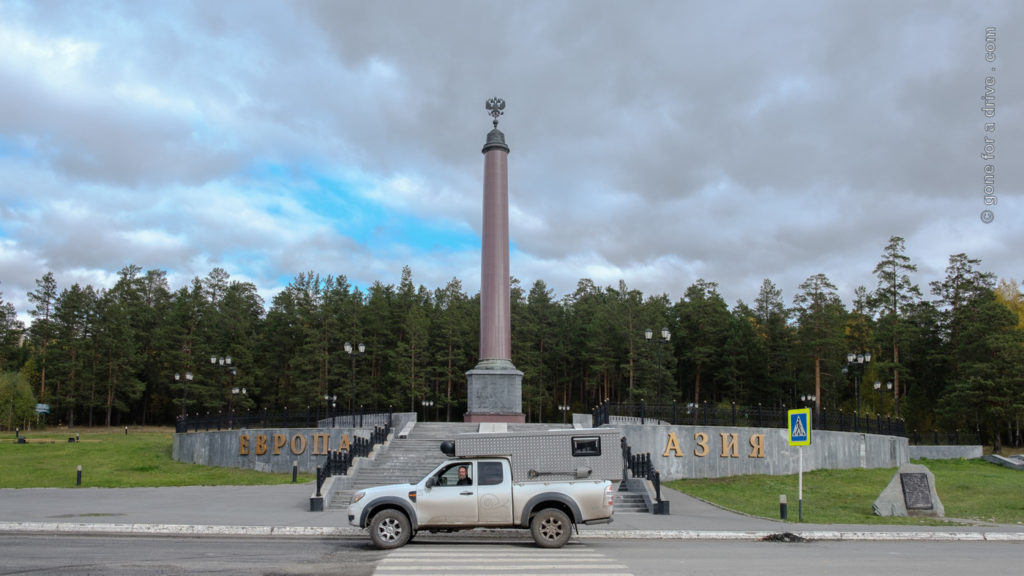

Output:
xmin=874 ymin=464 xmax=943 ymax=518
xmin=900 ymin=472 xmax=934 ymax=510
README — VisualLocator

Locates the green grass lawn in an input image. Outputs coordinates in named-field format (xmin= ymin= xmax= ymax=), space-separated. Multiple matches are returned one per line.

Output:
xmin=665 ymin=458 xmax=1024 ymax=526
xmin=0 ymin=427 xmax=313 ymax=488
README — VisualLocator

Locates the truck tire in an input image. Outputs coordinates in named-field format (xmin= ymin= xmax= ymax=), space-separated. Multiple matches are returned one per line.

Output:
xmin=369 ymin=509 xmax=412 ymax=549
xmin=530 ymin=508 xmax=572 ymax=548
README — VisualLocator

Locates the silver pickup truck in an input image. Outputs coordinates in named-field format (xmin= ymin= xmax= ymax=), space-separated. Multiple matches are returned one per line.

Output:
xmin=347 ymin=429 xmax=621 ymax=549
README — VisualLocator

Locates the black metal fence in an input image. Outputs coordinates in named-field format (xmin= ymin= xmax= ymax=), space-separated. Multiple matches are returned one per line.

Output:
xmin=176 ymin=407 xmax=393 ymax=433
xmin=909 ymin=428 xmax=981 ymax=446
xmin=594 ymin=401 xmax=912 ymax=438
xmin=621 ymin=436 xmax=665 ymax=512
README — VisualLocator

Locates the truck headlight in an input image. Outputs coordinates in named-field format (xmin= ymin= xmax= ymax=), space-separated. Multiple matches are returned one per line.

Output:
xmin=351 ymin=491 xmax=366 ymax=505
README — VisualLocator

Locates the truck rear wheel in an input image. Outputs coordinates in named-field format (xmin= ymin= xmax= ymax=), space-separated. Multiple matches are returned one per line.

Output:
xmin=530 ymin=508 xmax=572 ymax=548
xmin=369 ymin=509 xmax=411 ymax=549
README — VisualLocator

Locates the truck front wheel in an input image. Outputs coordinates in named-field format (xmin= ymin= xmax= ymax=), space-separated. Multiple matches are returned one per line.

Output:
xmin=369 ymin=509 xmax=412 ymax=549
xmin=530 ymin=508 xmax=572 ymax=548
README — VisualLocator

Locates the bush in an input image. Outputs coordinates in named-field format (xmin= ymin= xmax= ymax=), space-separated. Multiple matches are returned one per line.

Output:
xmin=0 ymin=371 xmax=37 ymax=431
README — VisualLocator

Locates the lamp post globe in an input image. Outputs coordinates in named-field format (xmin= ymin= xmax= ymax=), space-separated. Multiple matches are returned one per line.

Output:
xmin=845 ymin=351 xmax=871 ymax=416
xmin=345 ymin=342 xmax=366 ymax=414
xmin=644 ymin=327 xmax=671 ymax=406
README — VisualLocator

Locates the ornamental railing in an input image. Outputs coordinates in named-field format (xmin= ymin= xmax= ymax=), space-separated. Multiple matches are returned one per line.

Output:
xmin=594 ymin=400 xmax=908 ymax=438
xmin=315 ymin=423 xmax=392 ymax=497
xmin=176 ymin=407 xmax=393 ymax=433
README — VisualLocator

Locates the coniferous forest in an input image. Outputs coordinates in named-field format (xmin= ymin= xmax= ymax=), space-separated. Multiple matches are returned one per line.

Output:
xmin=1 ymin=236 xmax=1022 ymax=448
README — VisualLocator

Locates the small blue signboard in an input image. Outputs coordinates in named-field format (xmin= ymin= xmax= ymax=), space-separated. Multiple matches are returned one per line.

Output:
xmin=788 ymin=408 xmax=810 ymax=446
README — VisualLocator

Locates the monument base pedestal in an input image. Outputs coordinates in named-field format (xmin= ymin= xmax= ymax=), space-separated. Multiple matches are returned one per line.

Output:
xmin=465 ymin=365 xmax=524 ymax=423
xmin=464 ymin=412 xmax=526 ymax=423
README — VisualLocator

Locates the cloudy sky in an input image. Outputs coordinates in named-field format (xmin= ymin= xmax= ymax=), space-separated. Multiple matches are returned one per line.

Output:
xmin=1 ymin=0 xmax=1021 ymax=321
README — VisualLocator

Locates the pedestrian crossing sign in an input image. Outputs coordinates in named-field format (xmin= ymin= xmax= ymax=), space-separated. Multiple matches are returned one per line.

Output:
xmin=788 ymin=408 xmax=811 ymax=446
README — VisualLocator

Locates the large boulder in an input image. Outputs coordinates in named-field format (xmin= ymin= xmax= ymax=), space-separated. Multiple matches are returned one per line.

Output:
xmin=873 ymin=462 xmax=944 ymax=518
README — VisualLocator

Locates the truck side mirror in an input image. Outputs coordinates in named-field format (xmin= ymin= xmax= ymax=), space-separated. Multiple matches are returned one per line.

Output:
xmin=426 ymin=477 xmax=436 ymax=489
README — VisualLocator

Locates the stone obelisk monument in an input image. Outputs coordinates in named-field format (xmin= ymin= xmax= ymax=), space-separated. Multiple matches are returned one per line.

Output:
xmin=465 ymin=97 xmax=524 ymax=423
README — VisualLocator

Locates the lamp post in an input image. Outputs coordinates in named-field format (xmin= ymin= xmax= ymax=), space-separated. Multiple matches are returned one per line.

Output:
xmin=324 ymin=394 xmax=337 ymax=420
xmin=843 ymin=352 xmax=871 ymax=415
xmin=229 ymin=386 xmax=246 ymax=428
xmin=420 ymin=399 xmax=434 ymax=422
xmin=211 ymin=355 xmax=237 ymax=424
xmin=874 ymin=381 xmax=893 ymax=414
xmin=344 ymin=342 xmax=365 ymax=414
xmin=230 ymin=386 xmax=247 ymax=411
xmin=174 ymin=371 xmax=193 ymax=419
xmin=801 ymin=394 xmax=816 ymax=407
xmin=645 ymin=327 xmax=671 ymax=405
xmin=559 ymin=403 xmax=571 ymax=425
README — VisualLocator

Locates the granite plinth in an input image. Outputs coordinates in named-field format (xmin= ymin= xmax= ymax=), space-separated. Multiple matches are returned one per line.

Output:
xmin=465 ymin=365 xmax=523 ymax=423
xmin=464 ymin=412 xmax=526 ymax=423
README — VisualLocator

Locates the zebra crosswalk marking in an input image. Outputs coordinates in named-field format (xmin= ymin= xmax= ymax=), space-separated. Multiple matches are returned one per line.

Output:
xmin=374 ymin=544 xmax=633 ymax=576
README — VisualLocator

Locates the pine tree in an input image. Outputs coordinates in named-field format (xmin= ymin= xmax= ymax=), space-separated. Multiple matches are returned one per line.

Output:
xmin=676 ymin=279 xmax=730 ymax=406
xmin=0 ymin=283 xmax=26 ymax=372
xmin=51 ymin=283 xmax=98 ymax=427
xmin=433 ymin=278 xmax=472 ymax=421
xmin=27 ymin=272 xmax=58 ymax=405
xmin=793 ymin=273 xmax=847 ymax=415
xmin=871 ymin=236 xmax=922 ymax=417
xmin=752 ymin=279 xmax=795 ymax=405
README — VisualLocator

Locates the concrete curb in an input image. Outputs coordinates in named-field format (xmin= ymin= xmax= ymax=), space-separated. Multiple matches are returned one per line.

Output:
xmin=580 ymin=529 xmax=1024 ymax=542
xmin=2 ymin=522 xmax=1022 ymax=542
xmin=0 ymin=522 xmax=364 ymax=537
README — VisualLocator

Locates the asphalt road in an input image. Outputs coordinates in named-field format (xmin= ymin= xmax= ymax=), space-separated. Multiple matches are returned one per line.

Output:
xmin=2 ymin=534 xmax=1021 ymax=576
xmin=0 ymin=534 xmax=382 ymax=576
xmin=596 ymin=538 xmax=1024 ymax=576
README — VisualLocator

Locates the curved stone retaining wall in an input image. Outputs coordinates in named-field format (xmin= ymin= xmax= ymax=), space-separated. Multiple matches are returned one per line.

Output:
xmin=173 ymin=413 xmax=416 ymax=474
xmin=173 ymin=417 xmax=908 ymax=480
xmin=619 ymin=424 xmax=909 ymax=481
xmin=909 ymin=445 xmax=983 ymax=460
xmin=173 ymin=427 xmax=377 ymax=474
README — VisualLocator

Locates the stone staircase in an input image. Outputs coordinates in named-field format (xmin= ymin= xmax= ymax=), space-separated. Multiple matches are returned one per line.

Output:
xmin=328 ymin=421 xmax=479 ymax=509
xmin=614 ymin=481 xmax=650 ymax=513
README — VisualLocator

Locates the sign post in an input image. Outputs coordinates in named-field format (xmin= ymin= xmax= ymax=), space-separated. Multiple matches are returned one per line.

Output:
xmin=788 ymin=408 xmax=811 ymax=521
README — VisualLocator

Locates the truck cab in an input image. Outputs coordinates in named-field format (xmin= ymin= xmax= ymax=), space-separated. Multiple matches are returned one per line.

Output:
xmin=417 ymin=459 xmax=513 ymax=526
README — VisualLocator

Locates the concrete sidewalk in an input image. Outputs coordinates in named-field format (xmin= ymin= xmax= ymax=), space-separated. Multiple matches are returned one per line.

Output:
xmin=1 ymin=483 xmax=1022 ymax=542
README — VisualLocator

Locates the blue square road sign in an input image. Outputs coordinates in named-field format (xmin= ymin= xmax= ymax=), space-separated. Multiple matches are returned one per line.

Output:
xmin=788 ymin=408 xmax=811 ymax=446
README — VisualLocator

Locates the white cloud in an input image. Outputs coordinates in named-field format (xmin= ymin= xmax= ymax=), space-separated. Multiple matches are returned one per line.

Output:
xmin=0 ymin=23 xmax=98 ymax=88
xmin=0 ymin=0 xmax=1021 ymax=321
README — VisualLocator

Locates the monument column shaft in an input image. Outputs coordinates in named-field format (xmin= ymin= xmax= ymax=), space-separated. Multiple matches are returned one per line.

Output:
xmin=480 ymin=147 xmax=511 ymax=361
xmin=466 ymin=98 xmax=523 ymax=423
